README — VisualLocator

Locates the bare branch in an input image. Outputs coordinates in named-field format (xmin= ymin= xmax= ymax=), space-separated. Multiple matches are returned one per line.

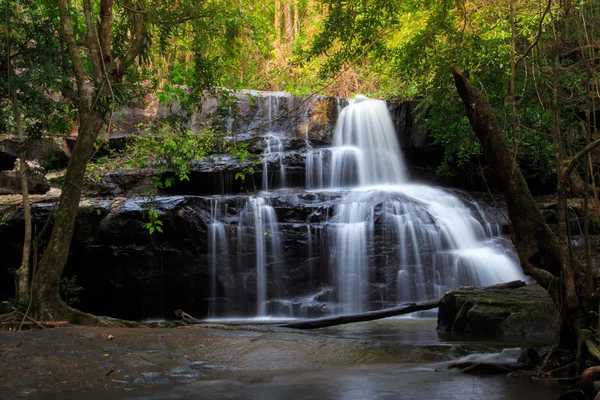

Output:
xmin=514 ymin=0 xmax=552 ymax=67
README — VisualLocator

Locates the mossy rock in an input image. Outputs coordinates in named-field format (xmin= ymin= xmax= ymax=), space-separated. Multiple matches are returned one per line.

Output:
xmin=437 ymin=284 xmax=558 ymax=337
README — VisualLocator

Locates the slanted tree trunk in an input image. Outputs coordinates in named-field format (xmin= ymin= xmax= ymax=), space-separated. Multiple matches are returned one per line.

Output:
xmin=31 ymin=112 xmax=105 ymax=320
xmin=452 ymin=68 xmax=587 ymax=350
xmin=28 ymin=0 xmax=144 ymax=325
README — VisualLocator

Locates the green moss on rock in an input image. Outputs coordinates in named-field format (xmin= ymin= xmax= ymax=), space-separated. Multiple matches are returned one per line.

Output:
xmin=438 ymin=284 xmax=558 ymax=337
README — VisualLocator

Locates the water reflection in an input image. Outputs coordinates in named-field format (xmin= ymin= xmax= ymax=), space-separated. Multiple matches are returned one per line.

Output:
xmin=45 ymin=364 xmax=562 ymax=400
xmin=35 ymin=319 xmax=562 ymax=400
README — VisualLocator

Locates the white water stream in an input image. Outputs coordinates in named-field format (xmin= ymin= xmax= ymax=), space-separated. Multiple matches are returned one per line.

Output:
xmin=208 ymin=95 xmax=526 ymax=317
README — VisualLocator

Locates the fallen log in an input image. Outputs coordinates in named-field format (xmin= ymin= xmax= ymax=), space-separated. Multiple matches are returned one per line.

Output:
xmin=279 ymin=280 xmax=526 ymax=330
xmin=175 ymin=280 xmax=526 ymax=329
xmin=279 ymin=300 xmax=440 ymax=330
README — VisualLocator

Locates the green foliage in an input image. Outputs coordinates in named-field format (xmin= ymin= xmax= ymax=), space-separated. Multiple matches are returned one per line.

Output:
xmin=142 ymin=208 xmax=163 ymax=235
xmin=127 ymin=124 xmax=224 ymax=181
xmin=307 ymin=0 xmax=600 ymax=180
xmin=88 ymin=206 xmax=102 ymax=216
xmin=0 ymin=0 xmax=74 ymax=143
xmin=59 ymin=275 xmax=84 ymax=306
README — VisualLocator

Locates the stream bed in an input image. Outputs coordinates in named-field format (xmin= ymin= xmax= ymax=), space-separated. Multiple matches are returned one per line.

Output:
xmin=26 ymin=319 xmax=564 ymax=400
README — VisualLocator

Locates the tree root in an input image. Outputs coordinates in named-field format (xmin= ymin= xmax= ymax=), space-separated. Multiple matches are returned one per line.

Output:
xmin=60 ymin=305 xmax=140 ymax=328
xmin=175 ymin=309 xmax=204 ymax=325
xmin=577 ymin=331 xmax=600 ymax=373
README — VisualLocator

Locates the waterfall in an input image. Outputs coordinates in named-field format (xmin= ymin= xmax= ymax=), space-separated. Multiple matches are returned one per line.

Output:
xmin=331 ymin=96 xmax=407 ymax=186
xmin=206 ymin=94 xmax=525 ymax=319
xmin=327 ymin=97 xmax=524 ymax=312
xmin=239 ymin=197 xmax=282 ymax=317
xmin=208 ymin=199 xmax=227 ymax=317
xmin=262 ymin=134 xmax=286 ymax=191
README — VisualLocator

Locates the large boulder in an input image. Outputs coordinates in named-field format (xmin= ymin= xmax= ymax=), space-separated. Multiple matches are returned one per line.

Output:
xmin=0 ymin=136 xmax=69 ymax=171
xmin=0 ymin=170 xmax=50 ymax=195
xmin=437 ymin=284 xmax=558 ymax=337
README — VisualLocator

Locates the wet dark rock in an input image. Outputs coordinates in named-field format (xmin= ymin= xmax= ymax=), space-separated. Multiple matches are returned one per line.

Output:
xmin=518 ymin=346 xmax=541 ymax=367
xmin=84 ymin=169 xmax=155 ymax=197
xmin=559 ymin=390 xmax=586 ymax=400
xmin=437 ymin=284 xmax=557 ymax=337
xmin=449 ymin=362 xmax=518 ymax=375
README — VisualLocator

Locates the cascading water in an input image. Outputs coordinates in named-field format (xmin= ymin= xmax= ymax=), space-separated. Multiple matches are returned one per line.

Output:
xmin=208 ymin=200 xmax=227 ymax=317
xmin=261 ymin=134 xmax=286 ymax=191
xmin=206 ymin=94 xmax=526 ymax=319
xmin=326 ymin=97 xmax=524 ymax=311
xmin=240 ymin=197 xmax=283 ymax=316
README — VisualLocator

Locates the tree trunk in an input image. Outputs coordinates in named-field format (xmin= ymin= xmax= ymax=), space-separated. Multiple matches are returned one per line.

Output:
xmin=9 ymin=77 xmax=31 ymax=301
xmin=274 ymin=0 xmax=281 ymax=41
xmin=452 ymin=68 xmax=585 ymax=349
xmin=284 ymin=1 xmax=292 ymax=43
xmin=31 ymin=111 xmax=105 ymax=320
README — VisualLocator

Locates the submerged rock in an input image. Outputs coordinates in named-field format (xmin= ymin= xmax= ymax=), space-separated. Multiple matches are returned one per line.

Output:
xmin=518 ymin=346 xmax=541 ymax=367
xmin=448 ymin=361 xmax=518 ymax=375
xmin=437 ymin=284 xmax=558 ymax=337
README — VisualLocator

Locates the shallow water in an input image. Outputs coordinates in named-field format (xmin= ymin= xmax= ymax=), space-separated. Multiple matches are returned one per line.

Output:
xmin=35 ymin=319 xmax=563 ymax=400
xmin=39 ymin=363 xmax=563 ymax=400
xmin=318 ymin=317 xmax=556 ymax=347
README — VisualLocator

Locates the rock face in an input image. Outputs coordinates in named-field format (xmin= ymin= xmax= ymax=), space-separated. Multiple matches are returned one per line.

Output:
xmin=437 ymin=284 xmax=558 ymax=337
xmin=0 ymin=136 xmax=69 ymax=172
xmin=0 ymin=90 xmax=520 ymax=321
xmin=83 ymin=89 xmax=439 ymax=197
xmin=0 ymin=188 xmax=513 ymax=320
xmin=0 ymin=170 xmax=50 ymax=195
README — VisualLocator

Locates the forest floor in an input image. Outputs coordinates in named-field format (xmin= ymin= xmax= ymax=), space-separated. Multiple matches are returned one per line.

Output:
xmin=0 ymin=324 xmax=439 ymax=399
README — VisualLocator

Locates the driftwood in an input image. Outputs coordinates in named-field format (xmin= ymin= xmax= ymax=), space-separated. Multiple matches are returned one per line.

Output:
xmin=174 ymin=309 xmax=203 ymax=325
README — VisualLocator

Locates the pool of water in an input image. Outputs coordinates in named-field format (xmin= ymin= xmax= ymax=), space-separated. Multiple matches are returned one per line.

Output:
xmin=39 ymin=363 xmax=564 ymax=400
xmin=34 ymin=319 xmax=563 ymax=400
xmin=318 ymin=317 xmax=556 ymax=349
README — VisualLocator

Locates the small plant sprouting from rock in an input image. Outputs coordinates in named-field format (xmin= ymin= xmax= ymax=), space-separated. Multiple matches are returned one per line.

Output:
xmin=59 ymin=276 xmax=84 ymax=306
xmin=142 ymin=208 xmax=163 ymax=235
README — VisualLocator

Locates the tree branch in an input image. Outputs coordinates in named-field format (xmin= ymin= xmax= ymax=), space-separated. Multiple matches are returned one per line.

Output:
xmin=99 ymin=0 xmax=114 ymax=65
xmin=514 ymin=0 xmax=552 ymax=67
xmin=82 ymin=0 xmax=105 ymax=88
xmin=560 ymin=44 xmax=600 ymax=59
xmin=561 ymin=138 xmax=600 ymax=186
xmin=118 ymin=0 xmax=158 ymax=14
xmin=56 ymin=0 xmax=89 ymax=114
xmin=113 ymin=2 xmax=145 ymax=79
